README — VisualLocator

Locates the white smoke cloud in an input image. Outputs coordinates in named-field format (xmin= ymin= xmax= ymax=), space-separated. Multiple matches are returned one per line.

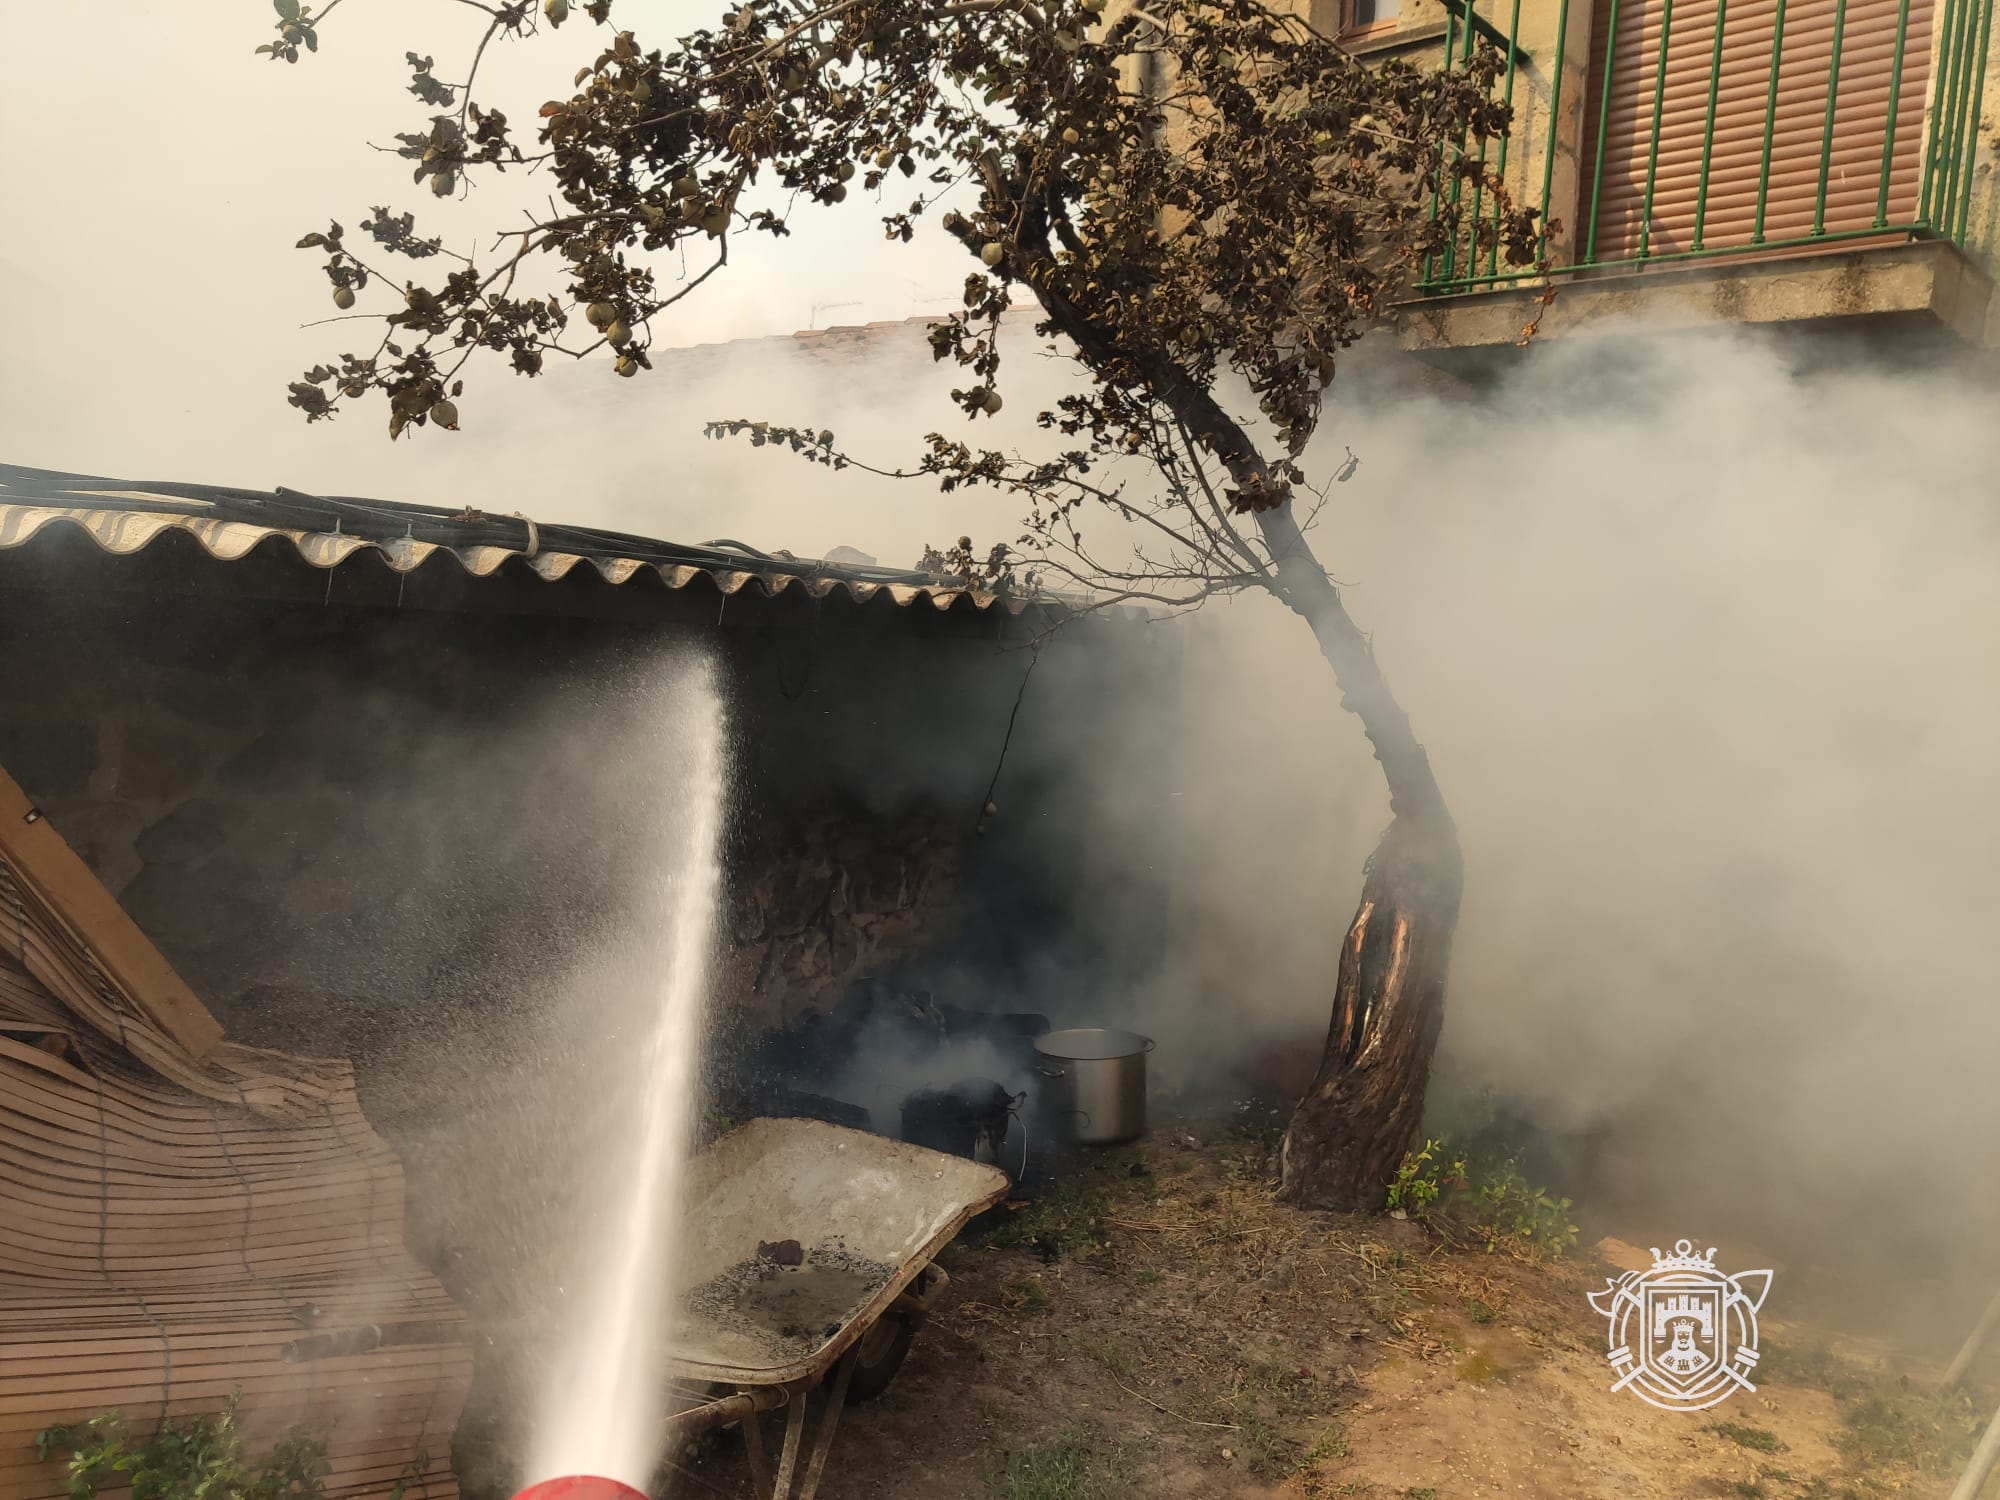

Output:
xmin=6 ymin=0 xmax=1996 ymax=1321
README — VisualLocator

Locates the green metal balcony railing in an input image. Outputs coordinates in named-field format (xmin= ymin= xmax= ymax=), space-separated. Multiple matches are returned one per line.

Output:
xmin=1417 ymin=0 xmax=1994 ymax=293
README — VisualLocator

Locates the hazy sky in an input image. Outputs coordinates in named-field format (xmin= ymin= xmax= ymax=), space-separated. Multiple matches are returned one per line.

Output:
xmin=0 ymin=3 xmax=975 ymax=521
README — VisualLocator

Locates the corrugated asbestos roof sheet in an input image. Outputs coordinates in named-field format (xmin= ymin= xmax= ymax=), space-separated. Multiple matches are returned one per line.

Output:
xmin=0 ymin=462 xmax=1037 ymax=617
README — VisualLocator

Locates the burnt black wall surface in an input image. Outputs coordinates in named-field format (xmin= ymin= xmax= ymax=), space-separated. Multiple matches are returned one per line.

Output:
xmin=0 ymin=542 xmax=1179 ymax=1056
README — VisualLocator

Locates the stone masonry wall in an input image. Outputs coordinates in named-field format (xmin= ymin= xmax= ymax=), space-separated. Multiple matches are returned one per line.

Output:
xmin=0 ymin=587 xmax=1170 ymax=1053
xmin=721 ymin=802 xmax=959 ymax=1030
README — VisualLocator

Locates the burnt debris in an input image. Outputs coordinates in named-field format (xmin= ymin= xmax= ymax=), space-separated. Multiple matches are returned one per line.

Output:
xmin=901 ymin=1078 xmax=1021 ymax=1162
xmin=724 ymin=974 xmax=1047 ymax=1178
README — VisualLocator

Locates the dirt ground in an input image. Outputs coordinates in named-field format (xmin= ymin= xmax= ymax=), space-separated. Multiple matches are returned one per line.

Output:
xmin=659 ymin=1110 xmax=1995 ymax=1500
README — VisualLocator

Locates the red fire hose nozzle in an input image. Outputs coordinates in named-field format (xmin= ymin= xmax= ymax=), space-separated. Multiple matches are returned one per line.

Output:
xmin=512 ymin=1477 xmax=650 ymax=1500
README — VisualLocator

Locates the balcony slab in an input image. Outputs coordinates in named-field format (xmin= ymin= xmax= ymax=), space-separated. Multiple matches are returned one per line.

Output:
xmin=1394 ymin=240 xmax=1996 ymax=357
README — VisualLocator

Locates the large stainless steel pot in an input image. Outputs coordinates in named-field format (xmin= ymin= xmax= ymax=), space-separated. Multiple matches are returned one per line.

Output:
xmin=1033 ymin=1027 xmax=1154 ymax=1146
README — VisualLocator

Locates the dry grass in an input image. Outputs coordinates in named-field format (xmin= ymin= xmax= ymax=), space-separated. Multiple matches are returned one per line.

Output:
xmin=939 ymin=1129 xmax=1590 ymax=1496
xmin=716 ymin=1119 xmax=1985 ymax=1500
xmin=969 ymin=1131 xmax=1573 ymax=1377
xmin=1757 ymin=1338 xmax=1993 ymax=1480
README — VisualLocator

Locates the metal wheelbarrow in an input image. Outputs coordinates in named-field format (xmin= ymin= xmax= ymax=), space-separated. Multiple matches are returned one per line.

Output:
xmin=650 ymin=1117 xmax=1008 ymax=1499
xmin=284 ymin=1118 xmax=1005 ymax=1500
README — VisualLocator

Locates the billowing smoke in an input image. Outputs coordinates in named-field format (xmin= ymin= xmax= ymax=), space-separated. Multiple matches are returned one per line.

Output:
xmin=1131 ymin=325 xmax=2000 ymax=1319
xmin=6 ymin=0 xmax=1996 ymax=1331
xmin=600 ymin=316 xmax=2000 ymax=1323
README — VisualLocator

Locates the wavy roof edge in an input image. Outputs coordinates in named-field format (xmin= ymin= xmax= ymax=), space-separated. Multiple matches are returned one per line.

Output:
xmin=0 ymin=462 xmax=1056 ymax=618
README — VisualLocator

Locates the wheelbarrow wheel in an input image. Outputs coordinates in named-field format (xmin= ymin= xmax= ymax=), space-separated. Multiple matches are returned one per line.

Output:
xmin=843 ymin=1310 xmax=918 ymax=1404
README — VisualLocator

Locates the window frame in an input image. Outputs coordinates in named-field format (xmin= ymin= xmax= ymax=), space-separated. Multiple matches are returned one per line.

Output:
xmin=1311 ymin=0 xmax=1403 ymax=44
xmin=1339 ymin=0 xmax=1403 ymax=41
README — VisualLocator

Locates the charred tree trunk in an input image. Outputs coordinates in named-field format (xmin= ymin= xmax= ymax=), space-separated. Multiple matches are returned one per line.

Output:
xmin=1138 ymin=380 xmax=1464 ymax=1211
xmin=1252 ymin=503 xmax=1463 ymax=1212
xmin=1273 ymin=819 xmax=1462 ymax=1208
xmin=1023 ymin=278 xmax=1464 ymax=1212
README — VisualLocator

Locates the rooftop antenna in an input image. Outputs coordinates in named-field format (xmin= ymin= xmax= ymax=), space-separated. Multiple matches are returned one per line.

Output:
xmin=809 ymin=299 xmax=862 ymax=329
xmin=905 ymin=279 xmax=960 ymax=317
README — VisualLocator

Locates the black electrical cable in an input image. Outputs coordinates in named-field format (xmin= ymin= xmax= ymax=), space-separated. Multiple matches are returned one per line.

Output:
xmin=975 ymin=641 xmax=1041 ymax=835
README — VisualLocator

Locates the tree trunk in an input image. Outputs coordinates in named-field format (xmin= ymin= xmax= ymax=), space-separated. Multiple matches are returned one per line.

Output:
xmin=1022 ymin=282 xmax=1464 ymax=1211
xmin=1252 ymin=504 xmax=1465 ymax=1213
xmin=1275 ymin=811 xmax=1462 ymax=1209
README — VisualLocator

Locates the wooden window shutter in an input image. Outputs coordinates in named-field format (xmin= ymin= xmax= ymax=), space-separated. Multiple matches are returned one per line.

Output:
xmin=1578 ymin=0 xmax=1935 ymax=262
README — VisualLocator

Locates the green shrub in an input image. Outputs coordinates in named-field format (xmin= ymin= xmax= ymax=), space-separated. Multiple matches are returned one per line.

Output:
xmin=1387 ymin=1136 xmax=1577 ymax=1255
xmin=37 ymin=1402 xmax=329 ymax=1500
xmin=1464 ymin=1150 xmax=1577 ymax=1254
xmin=1385 ymin=1140 xmax=1467 ymax=1216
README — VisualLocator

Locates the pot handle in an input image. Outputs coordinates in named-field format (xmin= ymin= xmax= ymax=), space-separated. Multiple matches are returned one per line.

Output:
xmin=1035 ymin=1064 xmax=1066 ymax=1079
xmin=1143 ymin=1038 xmax=1157 ymax=1053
